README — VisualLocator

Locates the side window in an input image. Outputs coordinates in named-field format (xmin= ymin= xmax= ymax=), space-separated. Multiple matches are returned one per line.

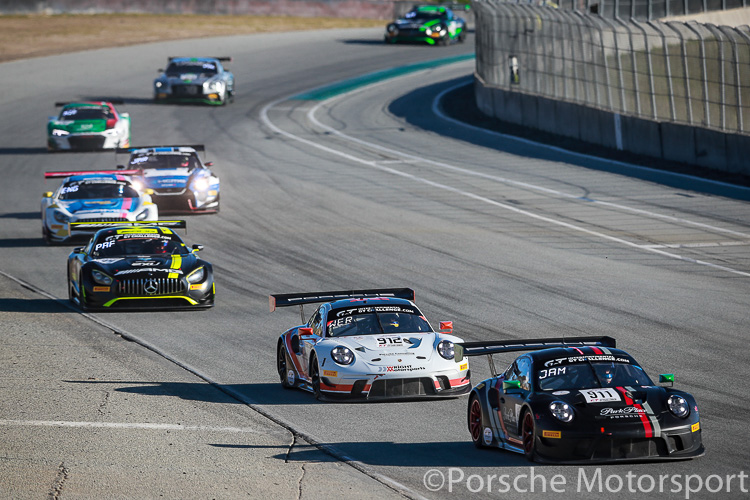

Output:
xmin=504 ymin=357 xmax=532 ymax=391
xmin=308 ymin=308 xmax=324 ymax=337
xmin=516 ymin=356 xmax=532 ymax=391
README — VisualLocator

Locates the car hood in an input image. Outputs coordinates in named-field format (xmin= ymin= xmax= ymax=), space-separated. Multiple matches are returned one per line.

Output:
xmin=90 ymin=254 xmax=198 ymax=277
xmin=142 ymin=168 xmax=191 ymax=188
xmin=50 ymin=119 xmax=107 ymax=133
xmin=335 ymin=332 xmax=438 ymax=363
xmin=57 ymin=198 xmax=139 ymax=215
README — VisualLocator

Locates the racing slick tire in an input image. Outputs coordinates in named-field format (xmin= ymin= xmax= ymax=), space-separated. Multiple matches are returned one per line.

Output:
xmin=521 ymin=410 xmax=537 ymax=462
xmin=458 ymin=31 xmax=466 ymax=43
xmin=310 ymin=354 xmax=323 ymax=400
xmin=42 ymin=225 xmax=52 ymax=245
xmin=278 ymin=341 xmax=294 ymax=389
xmin=468 ymin=395 xmax=486 ymax=448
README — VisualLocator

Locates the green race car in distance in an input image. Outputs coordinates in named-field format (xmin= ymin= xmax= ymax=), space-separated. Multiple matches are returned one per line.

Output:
xmin=385 ymin=5 xmax=466 ymax=46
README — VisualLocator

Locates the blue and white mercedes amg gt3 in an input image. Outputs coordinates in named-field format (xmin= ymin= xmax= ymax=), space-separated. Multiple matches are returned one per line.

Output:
xmin=118 ymin=145 xmax=220 ymax=213
xmin=41 ymin=170 xmax=158 ymax=244
xmin=271 ymin=288 xmax=471 ymax=401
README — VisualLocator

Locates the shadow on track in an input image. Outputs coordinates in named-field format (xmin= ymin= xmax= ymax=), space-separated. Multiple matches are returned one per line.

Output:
xmin=0 ymin=298 xmax=71 ymax=314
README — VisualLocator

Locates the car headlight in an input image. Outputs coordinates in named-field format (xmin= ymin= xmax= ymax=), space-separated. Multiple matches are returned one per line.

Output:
xmin=155 ymin=81 xmax=163 ymax=88
xmin=192 ymin=177 xmax=209 ymax=191
xmin=667 ymin=395 xmax=690 ymax=418
xmin=53 ymin=210 xmax=70 ymax=223
xmin=130 ymin=179 xmax=144 ymax=192
xmin=549 ymin=401 xmax=574 ymax=422
xmin=437 ymin=340 xmax=454 ymax=360
xmin=387 ymin=24 xmax=397 ymax=33
xmin=91 ymin=269 xmax=112 ymax=285
xmin=135 ymin=209 xmax=149 ymax=221
xmin=187 ymin=267 xmax=205 ymax=284
xmin=205 ymin=80 xmax=224 ymax=91
xmin=331 ymin=346 xmax=354 ymax=365
xmin=51 ymin=129 xmax=69 ymax=137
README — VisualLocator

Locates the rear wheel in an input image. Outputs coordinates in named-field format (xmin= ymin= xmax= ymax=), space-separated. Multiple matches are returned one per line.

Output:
xmin=468 ymin=395 xmax=486 ymax=448
xmin=521 ymin=411 xmax=536 ymax=461
xmin=278 ymin=342 xmax=294 ymax=389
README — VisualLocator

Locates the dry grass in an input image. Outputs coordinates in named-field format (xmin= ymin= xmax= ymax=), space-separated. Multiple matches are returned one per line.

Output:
xmin=0 ymin=14 xmax=384 ymax=62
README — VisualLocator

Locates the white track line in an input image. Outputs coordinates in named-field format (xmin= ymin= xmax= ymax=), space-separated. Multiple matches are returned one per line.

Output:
xmin=260 ymin=79 xmax=750 ymax=278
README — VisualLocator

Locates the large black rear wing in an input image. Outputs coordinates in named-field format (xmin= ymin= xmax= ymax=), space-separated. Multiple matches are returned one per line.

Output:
xmin=456 ymin=336 xmax=616 ymax=377
xmin=270 ymin=288 xmax=415 ymax=323
xmin=69 ymin=220 xmax=187 ymax=234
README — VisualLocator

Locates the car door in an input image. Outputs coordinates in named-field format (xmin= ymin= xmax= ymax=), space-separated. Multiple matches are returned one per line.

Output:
xmin=299 ymin=307 xmax=324 ymax=379
xmin=500 ymin=355 xmax=533 ymax=439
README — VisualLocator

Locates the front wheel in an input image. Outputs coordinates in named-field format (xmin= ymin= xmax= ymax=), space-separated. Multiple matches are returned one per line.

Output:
xmin=468 ymin=395 xmax=486 ymax=448
xmin=521 ymin=411 xmax=537 ymax=461
xmin=310 ymin=355 xmax=322 ymax=400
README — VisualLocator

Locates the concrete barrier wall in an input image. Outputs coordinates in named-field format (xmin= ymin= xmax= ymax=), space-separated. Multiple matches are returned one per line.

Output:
xmin=475 ymin=77 xmax=750 ymax=175
xmin=0 ymin=0 xmax=395 ymax=18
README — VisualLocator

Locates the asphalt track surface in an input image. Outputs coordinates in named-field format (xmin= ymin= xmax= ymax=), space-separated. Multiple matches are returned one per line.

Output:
xmin=1 ymin=27 xmax=749 ymax=499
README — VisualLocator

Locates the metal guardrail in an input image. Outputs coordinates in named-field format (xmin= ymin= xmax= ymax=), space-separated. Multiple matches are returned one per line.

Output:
xmin=474 ymin=0 xmax=750 ymax=135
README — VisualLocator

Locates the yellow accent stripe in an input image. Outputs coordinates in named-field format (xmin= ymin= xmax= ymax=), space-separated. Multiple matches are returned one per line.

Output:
xmin=103 ymin=296 xmax=198 ymax=307
xmin=169 ymin=255 xmax=182 ymax=279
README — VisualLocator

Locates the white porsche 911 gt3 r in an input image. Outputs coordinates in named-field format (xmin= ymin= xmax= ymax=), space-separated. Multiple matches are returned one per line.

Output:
xmin=270 ymin=288 xmax=471 ymax=401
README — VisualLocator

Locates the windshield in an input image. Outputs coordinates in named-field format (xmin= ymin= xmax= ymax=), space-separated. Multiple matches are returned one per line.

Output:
xmin=129 ymin=153 xmax=199 ymax=170
xmin=327 ymin=310 xmax=432 ymax=337
xmin=59 ymin=107 xmax=110 ymax=121
xmin=537 ymin=361 xmax=653 ymax=391
xmin=91 ymin=234 xmax=188 ymax=257
xmin=166 ymin=62 xmax=217 ymax=76
xmin=59 ymin=180 xmax=138 ymax=200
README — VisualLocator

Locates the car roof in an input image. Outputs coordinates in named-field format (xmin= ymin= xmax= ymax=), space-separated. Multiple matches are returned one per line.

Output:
xmin=528 ymin=346 xmax=636 ymax=364
xmin=93 ymin=225 xmax=181 ymax=239
xmin=64 ymin=174 xmax=130 ymax=182
xmin=327 ymin=296 xmax=416 ymax=309
xmin=130 ymin=146 xmax=198 ymax=155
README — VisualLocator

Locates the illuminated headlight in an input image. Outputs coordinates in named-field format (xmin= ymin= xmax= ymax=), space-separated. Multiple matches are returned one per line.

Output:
xmin=51 ymin=129 xmax=69 ymax=137
xmin=387 ymin=24 xmax=397 ymax=33
xmin=130 ymin=179 xmax=144 ymax=191
xmin=155 ymin=81 xmax=163 ymax=88
xmin=549 ymin=401 xmax=574 ymax=422
xmin=91 ymin=269 xmax=112 ymax=285
xmin=205 ymin=80 xmax=224 ymax=91
xmin=192 ymin=177 xmax=209 ymax=191
xmin=667 ymin=395 xmax=690 ymax=418
xmin=331 ymin=346 xmax=354 ymax=365
xmin=187 ymin=267 xmax=205 ymax=284
xmin=425 ymin=28 xmax=432 ymax=35
xmin=135 ymin=209 xmax=149 ymax=221
xmin=53 ymin=210 xmax=70 ymax=223
xmin=437 ymin=340 xmax=454 ymax=360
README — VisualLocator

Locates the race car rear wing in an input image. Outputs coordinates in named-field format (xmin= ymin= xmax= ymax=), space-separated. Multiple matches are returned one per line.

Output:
xmin=69 ymin=220 xmax=187 ymax=234
xmin=55 ymin=99 xmax=125 ymax=106
xmin=456 ymin=336 xmax=616 ymax=377
xmin=168 ymin=56 xmax=232 ymax=62
xmin=45 ymin=169 xmax=141 ymax=179
xmin=115 ymin=145 xmax=206 ymax=155
xmin=270 ymin=288 xmax=416 ymax=323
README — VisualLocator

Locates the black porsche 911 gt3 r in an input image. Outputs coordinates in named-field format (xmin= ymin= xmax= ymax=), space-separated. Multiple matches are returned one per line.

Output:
xmin=67 ymin=221 xmax=214 ymax=311
xmin=461 ymin=337 xmax=704 ymax=463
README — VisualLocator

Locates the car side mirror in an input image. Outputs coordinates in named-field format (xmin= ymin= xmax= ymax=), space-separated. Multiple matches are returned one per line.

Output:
xmin=298 ymin=327 xmax=313 ymax=336
xmin=43 ymin=191 xmax=53 ymax=198
xmin=158 ymin=68 xmax=164 ymax=73
xmin=659 ymin=374 xmax=675 ymax=387
xmin=72 ymin=247 xmax=84 ymax=254
xmin=204 ymin=161 xmax=213 ymax=167
xmin=439 ymin=321 xmax=453 ymax=332
xmin=192 ymin=244 xmax=203 ymax=252
xmin=503 ymin=380 xmax=523 ymax=393
xmin=116 ymin=164 xmax=126 ymax=169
